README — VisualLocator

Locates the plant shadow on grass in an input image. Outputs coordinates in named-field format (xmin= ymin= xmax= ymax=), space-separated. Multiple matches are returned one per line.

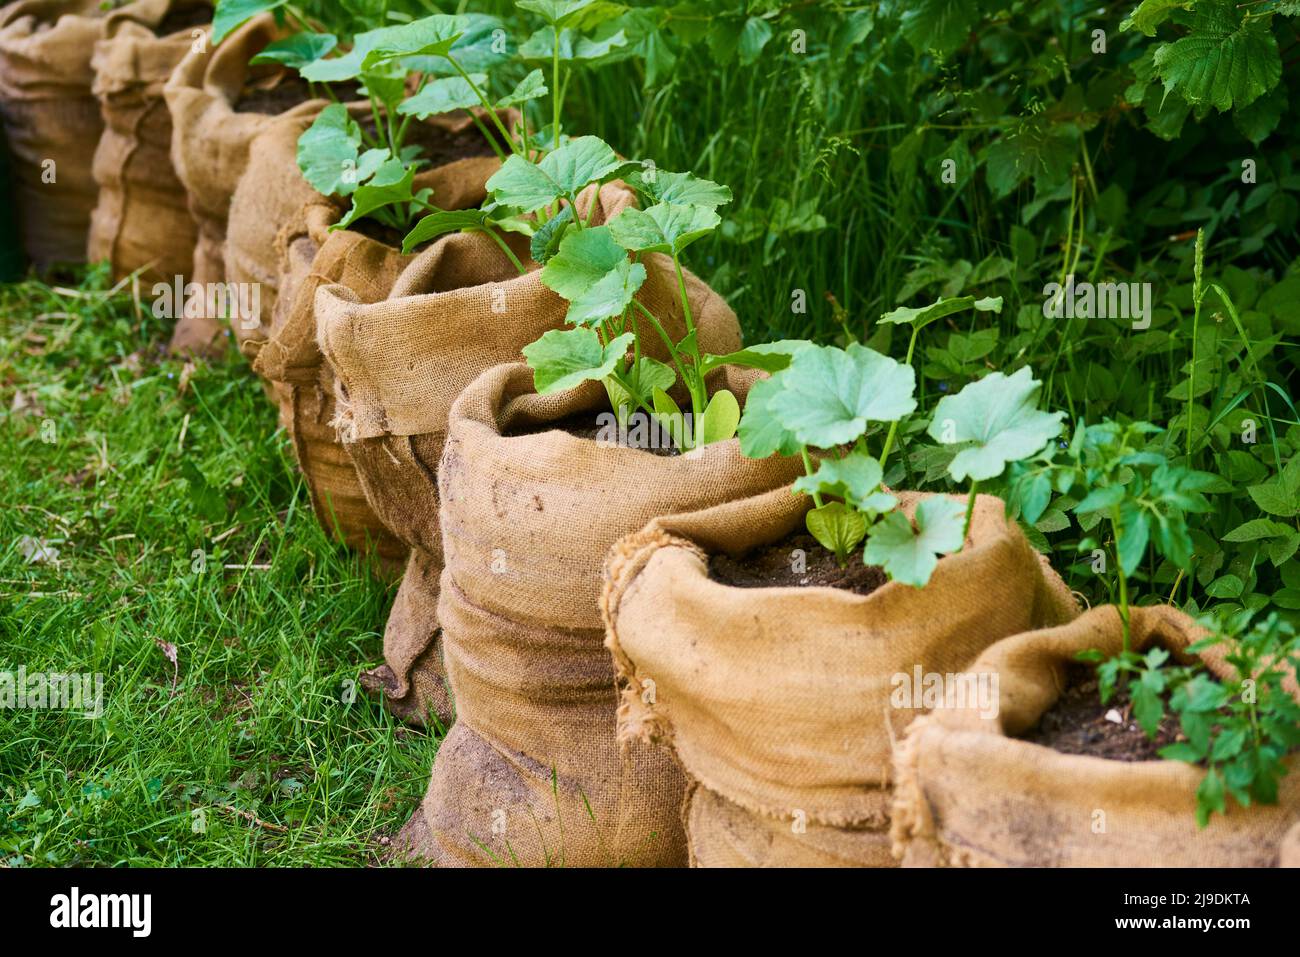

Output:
xmin=0 ymin=267 xmax=435 ymax=866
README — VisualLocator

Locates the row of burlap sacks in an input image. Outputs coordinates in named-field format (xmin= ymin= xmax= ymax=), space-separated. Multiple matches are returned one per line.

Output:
xmin=6 ymin=2 xmax=1294 ymax=869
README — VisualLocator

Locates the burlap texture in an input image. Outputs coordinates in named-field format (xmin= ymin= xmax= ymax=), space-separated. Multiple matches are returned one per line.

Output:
xmin=602 ymin=485 xmax=1079 ymax=866
xmin=162 ymin=12 xmax=324 ymax=353
xmin=384 ymin=362 xmax=800 ymax=867
xmin=890 ymin=604 xmax=1300 ymax=867
xmin=0 ymin=0 xmax=107 ymax=269
xmin=1282 ymin=822 xmax=1300 ymax=867
xmin=87 ymin=0 xmax=206 ymax=284
xmin=246 ymin=109 xmax=504 ymax=578
xmin=316 ymin=180 xmax=740 ymax=729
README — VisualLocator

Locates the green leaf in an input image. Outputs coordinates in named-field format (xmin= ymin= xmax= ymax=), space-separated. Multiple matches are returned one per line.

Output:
xmin=360 ymin=14 xmax=466 ymax=70
xmin=1120 ymin=0 xmax=1190 ymax=36
xmin=792 ymin=452 xmax=896 ymax=512
xmin=737 ymin=16 xmax=773 ymax=65
xmin=864 ymin=496 xmax=966 ymax=588
xmin=487 ymin=136 xmax=622 ymax=212
xmin=1133 ymin=679 xmax=1165 ymax=738
xmin=1223 ymin=518 xmax=1293 ymax=542
xmin=540 ymin=225 xmax=645 ymax=325
xmin=332 ymin=158 xmax=416 ymax=231
xmin=402 ymin=209 xmax=488 ymax=253
xmin=628 ymin=168 xmax=732 ymax=209
xmin=496 ymin=69 xmax=549 ymax=108
xmin=737 ymin=374 xmax=802 ymax=459
xmin=698 ymin=389 xmax=740 ymax=446
xmin=928 ymin=367 xmax=1066 ymax=483
xmin=250 ymin=32 xmax=337 ymax=70
xmin=517 ymin=0 xmax=604 ymax=27
xmin=398 ymin=75 xmax=488 ymax=118
xmin=212 ymin=0 xmax=285 ymax=47
xmin=519 ymin=25 xmax=628 ymax=62
xmin=1247 ymin=481 xmax=1300 ymax=517
xmin=900 ymin=0 xmax=977 ymax=57
xmin=1152 ymin=1 xmax=1282 ymax=111
xmin=805 ymin=502 xmax=867 ymax=565
xmin=698 ymin=340 xmax=809 ymax=378
xmin=296 ymin=105 xmax=362 ymax=198
xmin=529 ymin=205 xmax=573 ymax=265
xmin=523 ymin=328 xmax=633 ymax=394
xmin=1196 ymin=768 xmax=1226 ymax=828
xmin=1159 ymin=741 xmax=1205 ymax=764
xmin=608 ymin=202 xmax=721 ymax=255
xmin=879 ymin=294 xmax=1002 ymax=328
xmin=1205 ymin=574 xmax=1245 ymax=599
xmin=771 ymin=343 xmax=917 ymax=449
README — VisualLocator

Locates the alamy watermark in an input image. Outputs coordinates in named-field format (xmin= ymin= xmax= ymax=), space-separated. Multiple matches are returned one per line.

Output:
xmin=152 ymin=276 xmax=261 ymax=333
xmin=595 ymin=410 xmax=695 ymax=451
xmin=890 ymin=666 xmax=1000 ymax=720
xmin=1 ymin=667 xmax=104 ymax=718
xmin=1042 ymin=273 xmax=1152 ymax=330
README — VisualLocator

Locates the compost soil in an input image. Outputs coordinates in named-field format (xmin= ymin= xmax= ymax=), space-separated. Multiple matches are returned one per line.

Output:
xmin=157 ymin=7 xmax=210 ymax=36
xmin=708 ymin=532 xmax=888 ymax=596
xmin=1024 ymin=662 xmax=1181 ymax=761
xmin=358 ymin=115 xmax=501 ymax=167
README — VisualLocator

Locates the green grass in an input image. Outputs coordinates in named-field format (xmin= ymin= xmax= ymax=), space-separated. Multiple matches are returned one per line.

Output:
xmin=0 ymin=270 xmax=435 ymax=866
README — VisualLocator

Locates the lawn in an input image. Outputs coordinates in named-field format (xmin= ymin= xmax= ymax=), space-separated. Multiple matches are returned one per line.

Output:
xmin=0 ymin=270 xmax=432 ymax=866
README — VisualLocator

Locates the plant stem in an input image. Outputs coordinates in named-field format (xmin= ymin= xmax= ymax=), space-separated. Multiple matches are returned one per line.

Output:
xmin=552 ymin=29 xmax=561 ymax=146
xmin=878 ymin=323 xmax=923 ymax=469
xmin=960 ymin=480 xmax=979 ymax=547
xmin=1187 ymin=228 xmax=1204 ymax=463
xmin=800 ymin=447 xmax=824 ymax=508
xmin=473 ymin=227 xmax=526 ymax=275
xmin=1112 ymin=505 xmax=1131 ymax=655
xmin=446 ymin=57 xmax=516 ymax=153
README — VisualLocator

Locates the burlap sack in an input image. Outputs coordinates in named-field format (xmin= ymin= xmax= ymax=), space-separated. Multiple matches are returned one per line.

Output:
xmin=0 ymin=0 xmax=107 ymax=269
xmin=316 ymin=180 xmax=732 ymax=729
xmin=87 ymin=0 xmax=207 ymax=284
xmin=1282 ymin=822 xmax=1300 ymax=867
xmin=246 ymin=110 xmax=503 ymax=578
xmin=162 ymin=12 xmax=325 ymax=353
xmin=601 ymin=485 xmax=1080 ymax=867
xmin=232 ymin=103 xmax=507 ymax=352
xmin=381 ymin=363 xmax=802 ymax=867
xmin=891 ymin=604 xmax=1300 ymax=867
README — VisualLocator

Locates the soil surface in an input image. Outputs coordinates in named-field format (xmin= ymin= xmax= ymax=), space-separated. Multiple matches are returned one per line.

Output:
xmin=709 ymin=532 xmax=888 ymax=596
xmin=358 ymin=115 xmax=500 ymax=168
xmin=1024 ymin=663 xmax=1182 ymax=761
xmin=506 ymin=412 xmax=681 ymax=457
xmin=157 ymin=7 xmax=211 ymax=36
xmin=235 ymin=74 xmax=318 ymax=115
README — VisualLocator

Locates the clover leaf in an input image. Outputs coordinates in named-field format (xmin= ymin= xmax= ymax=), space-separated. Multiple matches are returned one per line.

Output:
xmin=927 ymin=366 xmax=1065 ymax=482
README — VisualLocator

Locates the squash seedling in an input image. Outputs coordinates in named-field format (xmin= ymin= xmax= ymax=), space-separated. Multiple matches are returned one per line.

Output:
xmin=285 ymin=14 xmax=546 ymax=252
xmin=488 ymin=135 xmax=751 ymax=451
xmin=734 ymin=296 xmax=1064 ymax=588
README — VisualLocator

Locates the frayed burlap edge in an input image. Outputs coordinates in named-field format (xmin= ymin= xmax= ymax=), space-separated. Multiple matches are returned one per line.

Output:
xmin=601 ymin=519 xmax=894 ymax=834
